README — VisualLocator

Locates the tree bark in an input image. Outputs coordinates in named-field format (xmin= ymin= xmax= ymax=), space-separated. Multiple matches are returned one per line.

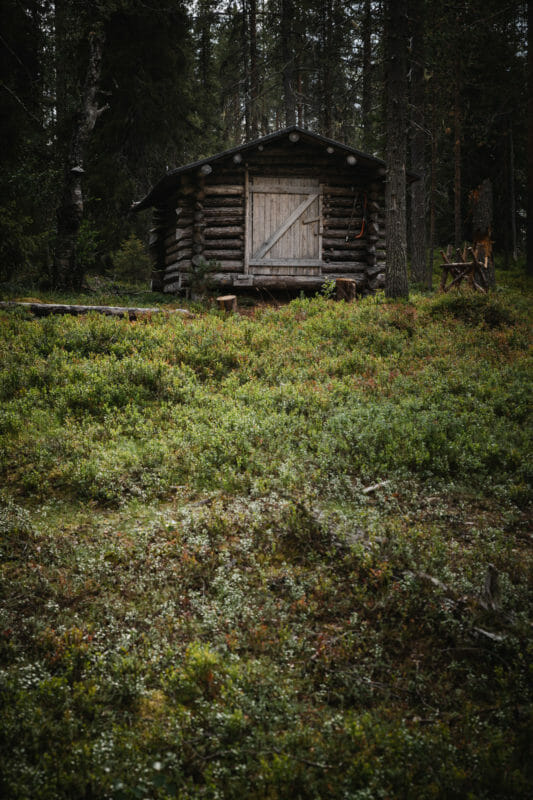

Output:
xmin=320 ymin=0 xmax=333 ymax=137
xmin=384 ymin=0 xmax=409 ymax=299
xmin=53 ymin=27 xmax=107 ymax=291
xmin=280 ymin=0 xmax=296 ymax=127
xmin=249 ymin=0 xmax=259 ymax=138
xmin=409 ymin=0 xmax=427 ymax=285
xmin=526 ymin=2 xmax=533 ymax=275
xmin=453 ymin=68 xmax=462 ymax=250
xmin=361 ymin=0 xmax=372 ymax=152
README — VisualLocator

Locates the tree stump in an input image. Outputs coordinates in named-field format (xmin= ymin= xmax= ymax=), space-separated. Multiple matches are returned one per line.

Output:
xmin=217 ymin=294 xmax=237 ymax=313
xmin=335 ymin=278 xmax=357 ymax=302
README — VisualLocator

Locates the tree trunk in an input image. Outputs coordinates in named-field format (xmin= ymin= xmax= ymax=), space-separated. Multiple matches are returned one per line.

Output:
xmin=526 ymin=2 xmax=533 ymax=275
xmin=53 ymin=27 xmax=107 ymax=291
xmin=361 ymin=0 xmax=372 ymax=151
xmin=453 ymin=69 xmax=462 ymax=250
xmin=280 ymin=0 xmax=296 ymax=127
xmin=409 ymin=0 xmax=426 ymax=285
xmin=242 ymin=0 xmax=251 ymax=140
xmin=384 ymin=0 xmax=409 ymax=299
xmin=428 ymin=77 xmax=437 ymax=291
xmin=249 ymin=0 xmax=259 ymax=138
xmin=320 ymin=0 xmax=333 ymax=137
xmin=508 ymin=122 xmax=518 ymax=264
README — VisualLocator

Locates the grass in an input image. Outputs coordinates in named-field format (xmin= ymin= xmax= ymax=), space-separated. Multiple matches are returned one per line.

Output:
xmin=0 ymin=272 xmax=532 ymax=798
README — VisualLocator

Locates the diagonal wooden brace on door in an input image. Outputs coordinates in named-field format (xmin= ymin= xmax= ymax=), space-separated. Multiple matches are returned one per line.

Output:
xmin=253 ymin=193 xmax=319 ymax=260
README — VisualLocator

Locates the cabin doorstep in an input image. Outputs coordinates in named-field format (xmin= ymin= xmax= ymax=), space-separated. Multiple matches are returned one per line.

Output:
xmin=132 ymin=126 xmax=389 ymax=295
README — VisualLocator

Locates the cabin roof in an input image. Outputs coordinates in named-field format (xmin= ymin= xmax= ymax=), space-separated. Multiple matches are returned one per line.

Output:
xmin=132 ymin=126 xmax=388 ymax=212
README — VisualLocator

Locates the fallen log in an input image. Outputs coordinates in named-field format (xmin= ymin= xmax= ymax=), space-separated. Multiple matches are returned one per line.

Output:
xmin=0 ymin=301 xmax=193 ymax=320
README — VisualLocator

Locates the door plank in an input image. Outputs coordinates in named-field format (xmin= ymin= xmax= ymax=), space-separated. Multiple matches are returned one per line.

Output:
xmin=253 ymin=193 xmax=319 ymax=259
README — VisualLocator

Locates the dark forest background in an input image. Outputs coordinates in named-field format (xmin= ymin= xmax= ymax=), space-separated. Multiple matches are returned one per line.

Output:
xmin=0 ymin=0 xmax=529 ymax=290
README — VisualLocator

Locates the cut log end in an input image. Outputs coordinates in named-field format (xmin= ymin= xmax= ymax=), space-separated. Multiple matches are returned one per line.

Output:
xmin=217 ymin=294 xmax=237 ymax=313
xmin=335 ymin=278 xmax=357 ymax=302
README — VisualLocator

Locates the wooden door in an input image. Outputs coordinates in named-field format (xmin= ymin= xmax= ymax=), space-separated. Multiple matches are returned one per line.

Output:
xmin=248 ymin=177 xmax=322 ymax=274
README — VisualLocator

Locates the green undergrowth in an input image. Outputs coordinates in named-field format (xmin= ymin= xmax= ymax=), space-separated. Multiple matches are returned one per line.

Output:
xmin=0 ymin=280 xmax=531 ymax=798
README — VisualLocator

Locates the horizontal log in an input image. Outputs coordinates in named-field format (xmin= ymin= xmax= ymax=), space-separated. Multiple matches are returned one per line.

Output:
xmin=204 ymin=226 xmax=244 ymax=238
xmin=249 ymin=258 xmax=322 ymax=268
xmin=205 ymin=207 xmax=244 ymax=218
xmin=253 ymin=275 xmax=325 ymax=288
xmin=0 ymin=301 xmax=192 ymax=319
xmin=322 ymin=231 xmax=364 ymax=241
xmin=166 ymin=239 xmax=192 ymax=255
xmin=324 ymin=217 xmax=364 ymax=228
xmin=323 ymin=238 xmax=367 ymax=250
xmin=203 ymin=249 xmax=243 ymax=260
xmin=163 ymin=281 xmax=181 ymax=293
xmin=202 ymin=239 xmax=243 ymax=251
xmin=165 ymin=249 xmax=192 ymax=266
xmin=325 ymin=186 xmax=364 ymax=196
xmin=176 ymin=217 xmax=194 ymax=229
xmin=204 ymin=197 xmax=244 ymax=208
xmin=164 ymin=270 xmax=186 ymax=283
xmin=205 ymin=261 xmax=243 ymax=271
xmin=326 ymin=197 xmax=358 ymax=207
xmin=204 ymin=185 xmax=243 ymax=196
xmin=321 ymin=262 xmax=368 ymax=274
xmin=161 ymin=228 xmax=192 ymax=247
xmin=251 ymin=184 xmax=319 ymax=195
xmin=324 ymin=251 xmax=372 ymax=261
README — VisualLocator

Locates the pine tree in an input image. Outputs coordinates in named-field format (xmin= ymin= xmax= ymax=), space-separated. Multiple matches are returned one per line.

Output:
xmin=384 ymin=0 xmax=409 ymax=298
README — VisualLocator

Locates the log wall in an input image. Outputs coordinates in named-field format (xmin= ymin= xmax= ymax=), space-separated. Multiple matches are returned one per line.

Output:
xmin=149 ymin=146 xmax=386 ymax=295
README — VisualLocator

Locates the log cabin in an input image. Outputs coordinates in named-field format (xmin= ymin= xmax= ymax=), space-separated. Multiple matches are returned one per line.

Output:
xmin=131 ymin=126 xmax=391 ymax=295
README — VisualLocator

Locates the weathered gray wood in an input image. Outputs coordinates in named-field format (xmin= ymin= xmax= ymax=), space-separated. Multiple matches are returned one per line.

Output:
xmin=204 ymin=226 xmax=244 ymax=238
xmin=204 ymin=185 xmax=243 ymax=196
xmin=253 ymin=193 xmax=319 ymax=259
xmin=323 ymin=239 xmax=366 ymax=251
xmin=251 ymin=184 xmax=320 ymax=195
xmin=165 ymin=249 xmax=192 ymax=266
xmin=203 ymin=249 xmax=243 ymax=260
xmin=204 ymin=197 xmax=244 ymax=208
xmin=322 ymin=229 xmax=364 ymax=240
xmin=205 ymin=209 xmax=244 ymax=220
xmin=321 ymin=262 xmax=368 ymax=273
xmin=203 ymin=238 xmax=242 ymax=250
xmin=253 ymin=275 xmax=324 ymax=288
xmin=324 ymin=216 xmax=360 ymax=228
xmin=325 ymin=186 xmax=360 ymax=196
xmin=0 ymin=301 xmax=192 ymax=319
xmin=176 ymin=217 xmax=194 ymax=229
xmin=249 ymin=258 xmax=323 ymax=267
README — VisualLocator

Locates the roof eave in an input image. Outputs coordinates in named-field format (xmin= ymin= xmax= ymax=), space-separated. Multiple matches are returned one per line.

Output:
xmin=132 ymin=126 xmax=389 ymax=212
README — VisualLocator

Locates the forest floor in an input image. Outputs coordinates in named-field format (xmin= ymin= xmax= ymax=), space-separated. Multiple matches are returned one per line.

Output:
xmin=0 ymin=271 xmax=532 ymax=799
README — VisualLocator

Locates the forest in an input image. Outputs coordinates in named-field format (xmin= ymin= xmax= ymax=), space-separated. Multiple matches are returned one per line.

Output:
xmin=0 ymin=2 xmax=532 ymax=799
xmin=0 ymin=0 xmax=529 ymax=290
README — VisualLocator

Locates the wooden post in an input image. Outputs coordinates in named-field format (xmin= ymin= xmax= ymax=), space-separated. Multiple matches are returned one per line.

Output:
xmin=217 ymin=294 xmax=237 ymax=313
xmin=335 ymin=278 xmax=357 ymax=302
